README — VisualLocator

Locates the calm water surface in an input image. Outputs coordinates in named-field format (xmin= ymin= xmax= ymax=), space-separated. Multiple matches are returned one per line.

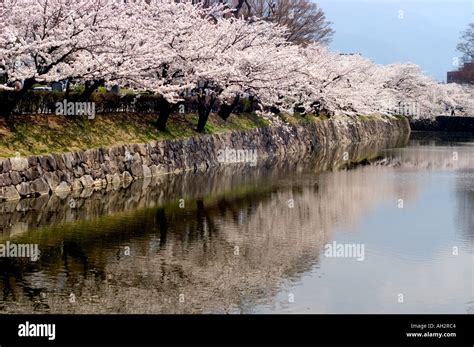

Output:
xmin=0 ymin=132 xmax=473 ymax=314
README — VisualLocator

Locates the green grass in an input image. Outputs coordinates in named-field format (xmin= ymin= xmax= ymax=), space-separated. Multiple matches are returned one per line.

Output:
xmin=0 ymin=110 xmax=398 ymax=158
xmin=393 ymin=114 xmax=408 ymax=120
xmin=358 ymin=114 xmax=394 ymax=121
xmin=0 ymin=112 xmax=271 ymax=158
xmin=280 ymin=113 xmax=394 ymax=123
xmin=277 ymin=112 xmax=329 ymax=124
xmin=358 ymin=115 xmax=381 ymax=121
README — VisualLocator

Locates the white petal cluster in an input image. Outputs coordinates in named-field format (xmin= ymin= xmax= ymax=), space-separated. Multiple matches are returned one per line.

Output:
xmin=0 ymin=0 xmax=472 ymax=117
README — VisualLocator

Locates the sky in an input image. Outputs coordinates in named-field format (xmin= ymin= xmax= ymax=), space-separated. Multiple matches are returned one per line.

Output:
xmin=316 ymin=0 xmax=474 ymax=82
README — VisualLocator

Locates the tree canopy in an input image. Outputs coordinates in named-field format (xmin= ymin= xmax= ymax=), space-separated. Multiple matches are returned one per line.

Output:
xmin=0 ymin=0 xmax=473 ymax=131
xmin=457 ymin=22 xmax=474 ymax=63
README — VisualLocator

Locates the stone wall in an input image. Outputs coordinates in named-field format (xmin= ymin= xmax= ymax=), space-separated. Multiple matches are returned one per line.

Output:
xmin=0 ymin=115 xmax=410 ymax=201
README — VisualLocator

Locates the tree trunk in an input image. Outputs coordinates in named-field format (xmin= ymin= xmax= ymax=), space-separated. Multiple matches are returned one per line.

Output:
xmin=80 ymin=79 xmax=104 ymax=101
xmin=157 ymin=98 xmax=171 ymax=131
xmin=3 ymin=78 xmax=36 ymax=127
xmin=197 ymin=105 xmax=210 ymax=133
xmin=65 ymin=80 xmax=71 ymax=99
xmin=197 ymin=95 xmax=215 ymax=133
xmin=218 ymin=95 xmax=240 ymax=120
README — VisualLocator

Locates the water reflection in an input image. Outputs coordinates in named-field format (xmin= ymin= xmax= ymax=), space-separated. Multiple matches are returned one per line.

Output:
xmin=0 ymin=132 xmax=472 ymax=314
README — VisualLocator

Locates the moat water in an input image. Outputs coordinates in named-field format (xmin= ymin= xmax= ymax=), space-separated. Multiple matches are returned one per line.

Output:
xmin=0 ymin=132 xmax=472 ymax=313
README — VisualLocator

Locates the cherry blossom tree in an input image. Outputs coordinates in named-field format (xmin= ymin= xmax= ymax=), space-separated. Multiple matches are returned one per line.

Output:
xmin=1 ymin=0 xmax=471 ymax=129
xmin=127 ymin=1 xmax=303 ymax=132
xmin=0 ymin=0 xmax=142 ymax=118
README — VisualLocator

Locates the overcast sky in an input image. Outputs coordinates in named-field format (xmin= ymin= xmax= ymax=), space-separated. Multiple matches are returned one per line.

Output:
xmin=317 ymin=0 xmax=474 ymax=82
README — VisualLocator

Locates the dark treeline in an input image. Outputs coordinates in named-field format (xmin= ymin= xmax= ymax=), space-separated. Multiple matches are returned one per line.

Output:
xmin=0 ymin=89 xmax=261 ymax=132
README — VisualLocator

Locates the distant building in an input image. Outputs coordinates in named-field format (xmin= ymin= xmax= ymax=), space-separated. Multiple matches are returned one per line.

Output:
xmin=447 ymin=62 xmax=474 ymax=84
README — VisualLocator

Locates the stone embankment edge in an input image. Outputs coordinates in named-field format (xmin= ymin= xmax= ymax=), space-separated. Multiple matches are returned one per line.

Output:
xmin=0 ymin=115 xmax=410 ymax=201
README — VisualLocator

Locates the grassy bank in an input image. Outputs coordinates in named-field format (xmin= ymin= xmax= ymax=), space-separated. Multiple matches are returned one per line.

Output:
xmin=0 ymin=111 xmax=393 ymax=158
xmin=0 ymin=112 xmax=270 ymax=158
